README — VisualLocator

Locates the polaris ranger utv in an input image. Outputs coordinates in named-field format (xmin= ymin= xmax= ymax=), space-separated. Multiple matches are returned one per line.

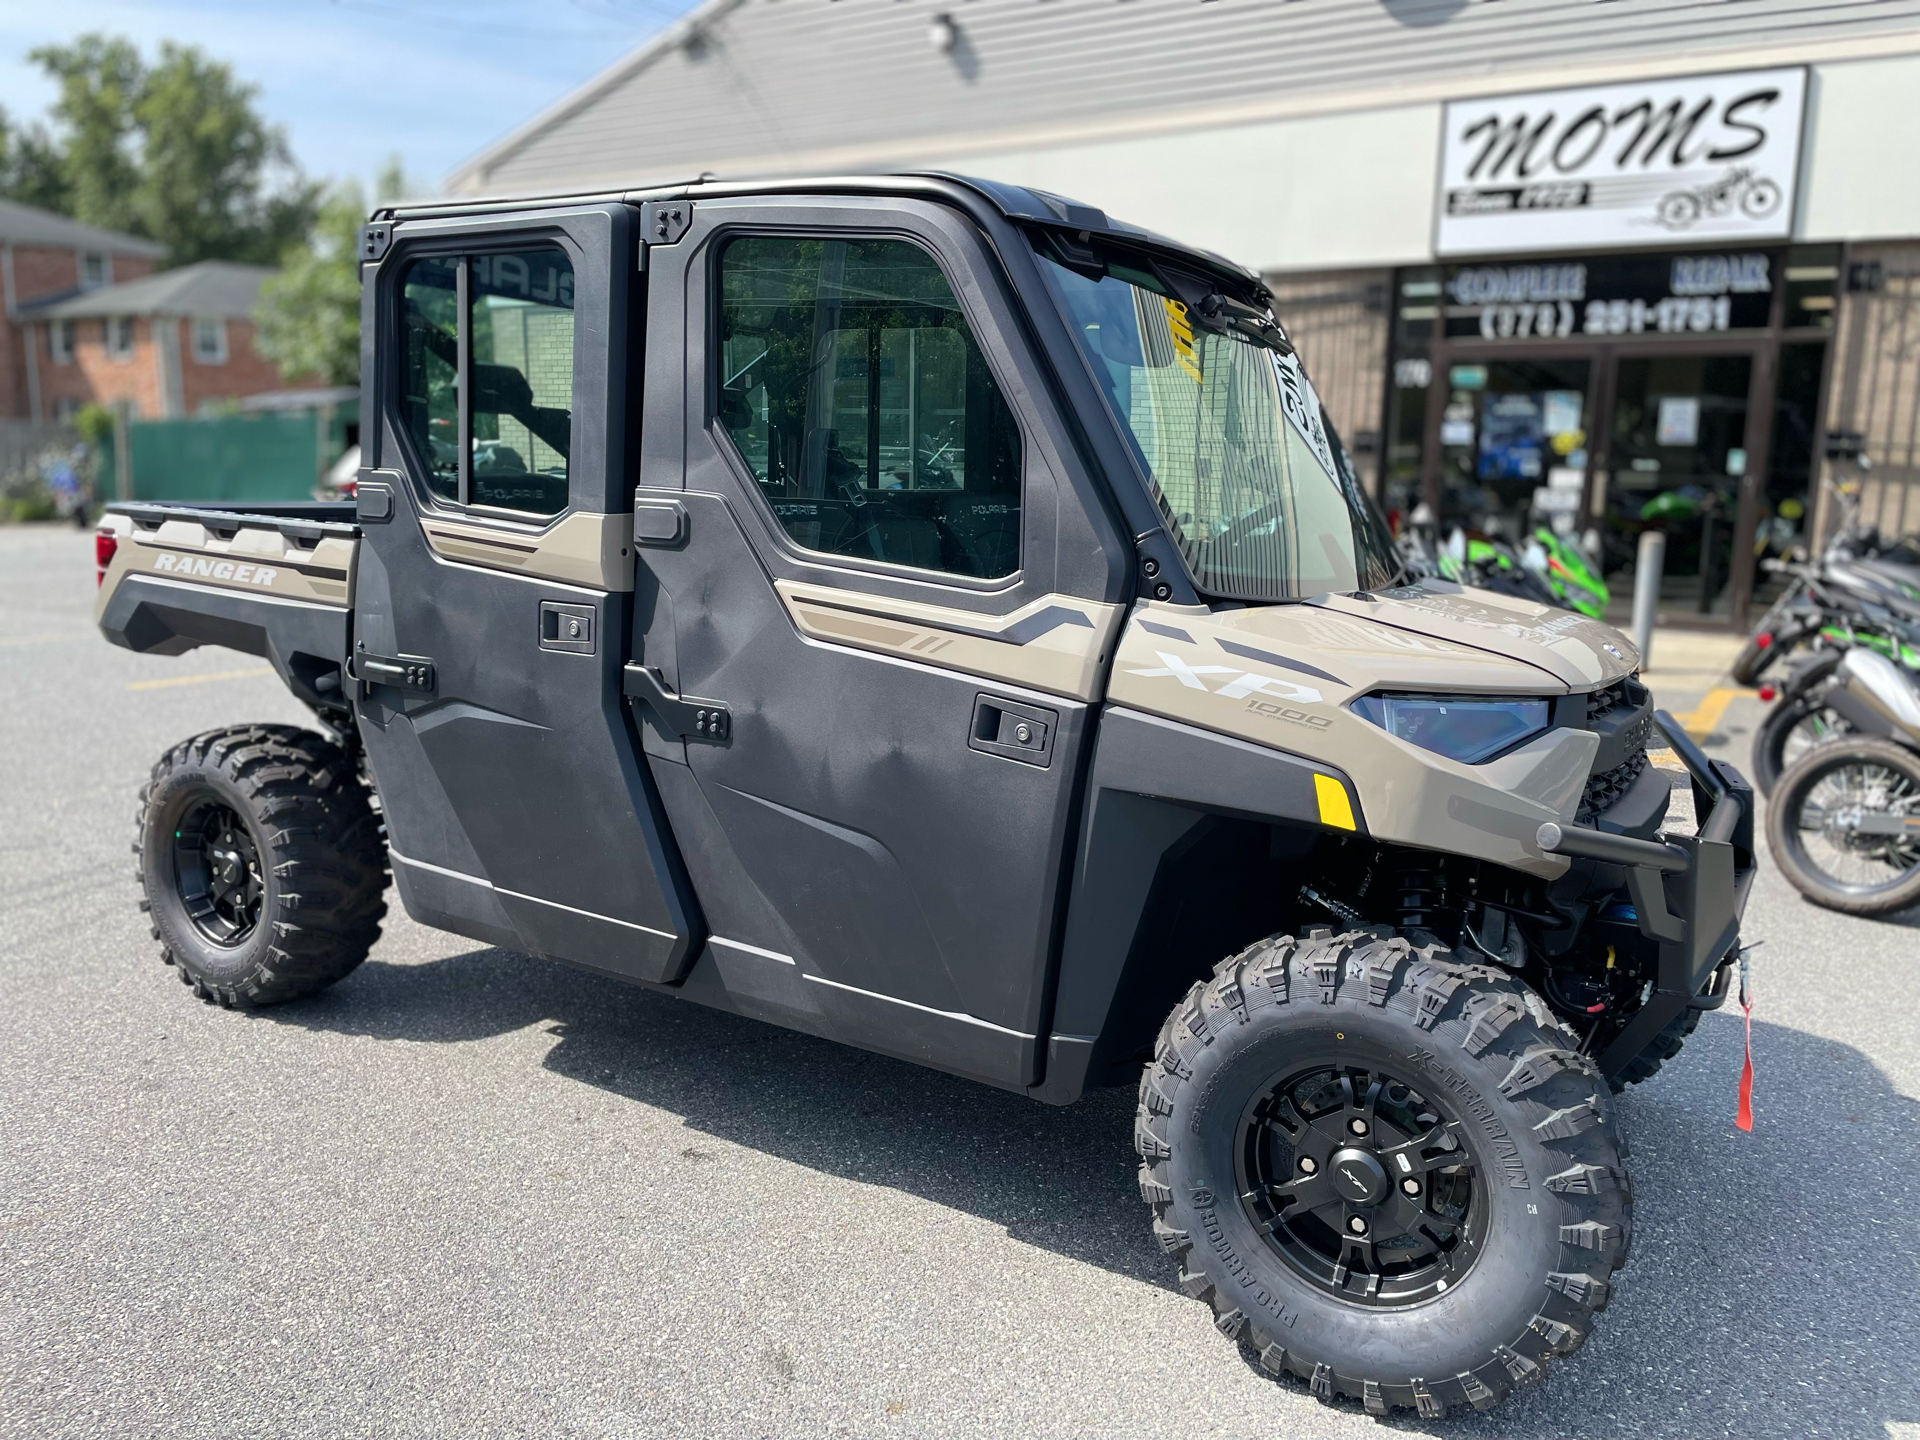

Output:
xmin=95 ymin=174 xmax=1753 ymax=1418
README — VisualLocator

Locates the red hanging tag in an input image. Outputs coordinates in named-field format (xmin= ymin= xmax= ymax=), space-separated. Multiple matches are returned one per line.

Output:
xmin=1735 ymin=948 xmax=1755 ymax=1133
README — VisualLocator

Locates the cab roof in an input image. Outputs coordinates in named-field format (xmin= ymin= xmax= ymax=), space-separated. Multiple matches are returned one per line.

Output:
xmin=375 ymin=170 xmax=1267 ymax=300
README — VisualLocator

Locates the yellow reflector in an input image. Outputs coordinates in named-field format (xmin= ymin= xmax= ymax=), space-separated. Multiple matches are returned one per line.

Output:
xmin=1314 ymin=774 xmax=1356 ymax=831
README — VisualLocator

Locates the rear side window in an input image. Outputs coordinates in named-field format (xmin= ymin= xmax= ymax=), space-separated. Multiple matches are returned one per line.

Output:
xmin=397 ymin=246 xmax=575 ymax=516
xmin=716 ymin=235 xmax=1021 ymax=580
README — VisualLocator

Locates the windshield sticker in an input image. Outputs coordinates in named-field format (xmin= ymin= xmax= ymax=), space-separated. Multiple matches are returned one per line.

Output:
xmin=1128 ymin=650 xmax=1323 ymax=704
xmin=1273 ymin=352 xmax=1339 ymax=483
xmin=1162 ymin=299 xmax=1202 ymax=383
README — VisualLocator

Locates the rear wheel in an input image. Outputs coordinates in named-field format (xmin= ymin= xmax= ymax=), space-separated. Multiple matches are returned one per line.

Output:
xmin=1730 ymin=612 xmax=1811 ymax=686
xmin=1137 ymin=929 xmax=1629 ymax=1418
xmin=1769 ymin=739 xmax=1920 ymax=917
xmin=137 ymin=725 xmax=388 ymax=1006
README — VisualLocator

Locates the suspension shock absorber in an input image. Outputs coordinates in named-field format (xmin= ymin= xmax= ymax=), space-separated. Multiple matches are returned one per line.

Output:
xmin=1398 ymin=864 xmax=1446 ymax=934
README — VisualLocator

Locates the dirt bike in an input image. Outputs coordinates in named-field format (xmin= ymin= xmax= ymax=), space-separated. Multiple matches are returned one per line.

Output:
xmin=1769 ymin=646 xmax=1920 ymax=916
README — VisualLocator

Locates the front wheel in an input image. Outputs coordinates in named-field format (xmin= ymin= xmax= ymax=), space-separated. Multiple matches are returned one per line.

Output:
xmin=1751 ymin=693 xmax=1853 ymax=797
xmin=1137 ymin=930 xmax=1629 ymax=1418
xmin=137 ymin=725 xmax=388 ymax=1006
xmin=1769 ymin=739 xmax=1920 ymax=916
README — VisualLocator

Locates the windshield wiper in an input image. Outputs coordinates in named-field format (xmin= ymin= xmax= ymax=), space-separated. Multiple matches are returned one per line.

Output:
xmin=1194 ymin=293 xmax=1294 ymax=356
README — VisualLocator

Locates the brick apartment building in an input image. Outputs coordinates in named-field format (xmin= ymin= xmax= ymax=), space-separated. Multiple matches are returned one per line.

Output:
xmin=1 ymin=198 xmax=162 ymax=420
xmin=2 ymin=197 xmax=292 ymax=424
xmin=26 ymin=261 xmax=286 ymax=422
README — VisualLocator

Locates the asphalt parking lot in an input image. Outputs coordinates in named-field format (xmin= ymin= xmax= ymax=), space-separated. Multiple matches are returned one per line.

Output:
xmin=2 ymin=523 xmax=1916 ymax=1440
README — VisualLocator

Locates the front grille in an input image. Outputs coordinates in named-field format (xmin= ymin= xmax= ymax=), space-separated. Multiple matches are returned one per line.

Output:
xmin=1578 ymin=745 xmax=1650 ymax=824
xmin=1585 ymin=679 xmax=1632 ymax=724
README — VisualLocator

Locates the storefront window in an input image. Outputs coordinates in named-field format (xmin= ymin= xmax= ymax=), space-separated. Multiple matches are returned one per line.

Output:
xmin=1438 ymin=357 xmax=1592 ymax=549
xmin=1757 ymin=341 xmax=1828 ymax=593
xmin=1383 ymin=240 xmax=1833 ymax=628
xmin=1782 ymin=245 xmax=1840 ymax=331
xmin=1382 ymin=268 xmax=1440 ymax=527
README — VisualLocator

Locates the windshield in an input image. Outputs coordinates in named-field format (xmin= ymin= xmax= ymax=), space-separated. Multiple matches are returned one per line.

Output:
xmin=1040 ymin=254 xmax=1400 ymax=601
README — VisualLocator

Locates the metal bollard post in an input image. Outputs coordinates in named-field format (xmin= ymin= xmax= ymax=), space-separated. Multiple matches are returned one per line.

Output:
xmin=1632 ymin=530 xmax=1665 ymax=668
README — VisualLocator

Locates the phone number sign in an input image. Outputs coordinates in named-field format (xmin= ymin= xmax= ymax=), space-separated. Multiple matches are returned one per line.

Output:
xmin=1442 ymin=252 xmax=1774 ymax=341
xmin=1435 ymin=67 xmax=1806 ymax=256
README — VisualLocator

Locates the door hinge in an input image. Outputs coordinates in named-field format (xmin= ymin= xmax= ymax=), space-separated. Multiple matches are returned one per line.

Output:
xmin=352 ymin=644 xmax=435 ymax=694
xmin=640 ymin=201 xmax=691 ymax=245
xmin=622 ymin=663 xmax=730 ymax=742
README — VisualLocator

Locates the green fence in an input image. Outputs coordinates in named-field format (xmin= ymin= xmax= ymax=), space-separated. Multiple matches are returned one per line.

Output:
xmin=103 ymin=412 xmax=330 ymax=504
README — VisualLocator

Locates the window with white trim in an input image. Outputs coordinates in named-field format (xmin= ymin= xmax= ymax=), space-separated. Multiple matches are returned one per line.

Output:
xmin=79 ymin=251 xmax=110 ymax=290
xmin=106 ymin=316 xmax=135 ymax=360
xmin=48 ymin=320 xmax=73 ymax=365
xmin=191 ymin=317 xmax=228 ymax=365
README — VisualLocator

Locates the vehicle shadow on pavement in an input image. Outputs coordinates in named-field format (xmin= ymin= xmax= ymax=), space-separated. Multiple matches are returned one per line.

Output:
xmin=1375 ymin=1018 xmax=1920 ymax=1439
xmin=271 ymin=945 xmax=1163 ymax=1287
xmin=275 ymin=954 xmax=1919 ymax=1438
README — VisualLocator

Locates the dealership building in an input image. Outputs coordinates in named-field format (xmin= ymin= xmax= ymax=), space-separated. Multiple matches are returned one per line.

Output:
xmin=449 ymin=0 xmax=1920 ymax=627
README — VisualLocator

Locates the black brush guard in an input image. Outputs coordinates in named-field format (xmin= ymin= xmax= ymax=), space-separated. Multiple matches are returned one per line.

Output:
xmin=1537 ymin=711 xmax=1756 ymax=1085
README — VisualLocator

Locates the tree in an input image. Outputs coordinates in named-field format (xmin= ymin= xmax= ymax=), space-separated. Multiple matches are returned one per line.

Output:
xmin=254 ymin=159 xmax=414 ymax=387
xmin=26 ymin=34 xmax=142 ymax=228
xmin=5 ymin=34 xmax=319 ymax=267
xmin=133 ymin=42 xmax=318 ymax=265
xmin=0 ymin=107 xmax=74 ymax=214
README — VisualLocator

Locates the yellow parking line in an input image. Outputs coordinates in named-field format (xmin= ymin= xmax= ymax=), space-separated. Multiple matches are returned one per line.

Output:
xmin=125 ymin=667 xmax=272 ymax=691
xmin=1673 ymin=685 xmax=1751 ymax=739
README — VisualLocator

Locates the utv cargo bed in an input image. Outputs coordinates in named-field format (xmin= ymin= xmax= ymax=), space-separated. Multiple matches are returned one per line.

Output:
xmin=95 ymin=501 xmax=362 ymax=712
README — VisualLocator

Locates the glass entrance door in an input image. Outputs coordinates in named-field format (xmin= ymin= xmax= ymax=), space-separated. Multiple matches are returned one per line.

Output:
xmin=1598 ymin=352 xmax=1754 ymax=616
xmin=1436 ymin=355 xmax=1594 ymax=546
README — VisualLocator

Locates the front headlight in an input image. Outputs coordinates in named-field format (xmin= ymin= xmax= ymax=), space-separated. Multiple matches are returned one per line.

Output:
xmin=1351 ymin=692 xmax=1551 ymax=764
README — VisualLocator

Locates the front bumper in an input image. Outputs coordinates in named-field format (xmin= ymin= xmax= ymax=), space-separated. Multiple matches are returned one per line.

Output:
xmin=1538 ymin=711 xmax=1756 ymax=1084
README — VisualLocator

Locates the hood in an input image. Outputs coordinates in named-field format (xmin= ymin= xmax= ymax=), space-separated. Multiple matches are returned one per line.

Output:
xmin=1307 ymin=583 xmax=1638 ymax=690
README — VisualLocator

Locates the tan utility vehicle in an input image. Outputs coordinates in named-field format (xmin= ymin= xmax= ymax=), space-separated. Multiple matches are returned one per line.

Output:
xmin=96 ymin=174 xmax=1753 ymax=1417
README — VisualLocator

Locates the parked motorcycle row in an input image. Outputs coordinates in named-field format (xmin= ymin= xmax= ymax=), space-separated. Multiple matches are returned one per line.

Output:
xmin=1396 ymin=504 xmax=1612 ymax=617
xmin=1734 ymin=487 xmax=1920 ymax=917
xmin=1400 ymin=486 xmax=1920 ymax=919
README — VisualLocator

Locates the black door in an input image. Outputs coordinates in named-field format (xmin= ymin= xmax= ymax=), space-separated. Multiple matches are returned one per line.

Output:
xmin=352 ymin=204 xmax=700 ymax=983
xmin=630 ymin=197 xmax=1129 ymax=1090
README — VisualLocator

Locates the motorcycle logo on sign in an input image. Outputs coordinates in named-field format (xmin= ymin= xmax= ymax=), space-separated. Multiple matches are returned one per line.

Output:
xmin=1436 ymin=67 xmax=1806 ymax=255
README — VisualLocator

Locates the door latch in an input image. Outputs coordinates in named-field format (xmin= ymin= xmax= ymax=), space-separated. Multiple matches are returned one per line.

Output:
xmin=622 ymin=663 xmax=730 ymax=742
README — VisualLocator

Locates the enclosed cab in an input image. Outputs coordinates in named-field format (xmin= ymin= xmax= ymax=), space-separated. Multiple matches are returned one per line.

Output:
xmin=97 ymin=174 xmax=1752 ymax=1420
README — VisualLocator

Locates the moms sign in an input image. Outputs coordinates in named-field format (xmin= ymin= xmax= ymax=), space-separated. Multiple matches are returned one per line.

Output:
xmin=1436 ymin=68 xmax=1806 ymax=256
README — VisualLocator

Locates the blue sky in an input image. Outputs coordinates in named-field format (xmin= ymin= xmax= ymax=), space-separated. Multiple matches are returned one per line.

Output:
xmin=0 ymin=0 xmax=697 ymax=196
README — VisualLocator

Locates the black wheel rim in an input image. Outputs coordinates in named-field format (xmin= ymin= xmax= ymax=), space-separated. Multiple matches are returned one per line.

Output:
xmin=1234 ymin=1062 xmax=1486 ymax=1308
xmin=171 ymin=798 xmax=265 ymax=946
xmin=1785 ymin=757 xmax=1920 ymax=896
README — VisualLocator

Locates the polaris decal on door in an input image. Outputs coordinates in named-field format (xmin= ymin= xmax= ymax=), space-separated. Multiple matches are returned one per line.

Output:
xmin=1435 ymin=67 xmax=1806 ymax=255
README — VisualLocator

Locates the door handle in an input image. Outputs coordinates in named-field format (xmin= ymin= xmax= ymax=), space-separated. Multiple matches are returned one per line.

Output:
xmin=969 ymin=694 xmax=1055 ymax=767
xmin=622 ymin=663 xmax=731 ymax=741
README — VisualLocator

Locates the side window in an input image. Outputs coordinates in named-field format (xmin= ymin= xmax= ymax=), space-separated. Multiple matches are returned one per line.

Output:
xmin=716 ymin=235 xmax=1021 ymax=579
xmin=397 ymin=246 xmax=574 ymax=516
xmin=400 ymin=256 xmax=459 ymax=503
